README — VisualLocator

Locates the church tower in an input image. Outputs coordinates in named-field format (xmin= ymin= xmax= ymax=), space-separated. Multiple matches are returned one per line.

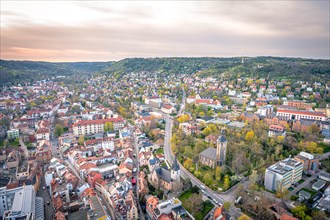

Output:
xmin=216 ymin=128 xmax=227 ymax=166
xmin=171 ymin=156 xmax=180 ymax=181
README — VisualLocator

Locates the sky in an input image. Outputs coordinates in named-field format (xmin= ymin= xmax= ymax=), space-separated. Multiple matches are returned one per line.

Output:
xmin=1 ymin=1 xmax=329 ymax=61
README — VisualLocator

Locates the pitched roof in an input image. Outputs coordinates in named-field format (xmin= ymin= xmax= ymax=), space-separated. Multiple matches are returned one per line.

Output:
xmin=199 ymin=147 xmax=217 ymax=161
xmin=155 ymin=167 xmax=172 ymax=183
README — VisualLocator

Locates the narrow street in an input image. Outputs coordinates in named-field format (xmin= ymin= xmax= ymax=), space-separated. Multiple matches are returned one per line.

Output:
xmin=37 ymin=173 xmax=55 ymax=220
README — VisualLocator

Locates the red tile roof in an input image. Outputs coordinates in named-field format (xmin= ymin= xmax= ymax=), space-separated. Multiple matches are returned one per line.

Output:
xmin=73 ymin=118 xmax=124 ymax=127
xmin=277 ymin=109 xmax=326 ymax=117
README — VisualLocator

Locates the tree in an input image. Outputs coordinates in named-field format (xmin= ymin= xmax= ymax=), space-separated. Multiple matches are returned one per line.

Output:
xmin=204 ymin=171 xmax=214 ymax=186
xmin=177 ymin=114 xmax=189 ymax=123
xmin=202 ymin=126 xmax=213 ymax=137
xmin=215 ymin=166 xmax=222 ymax=181
xmin=185 ymin=193 xmax=203 ymax=215
xmin=224 ymin=201 xmax=231 ymax=211
xmin=55 ymin=124 xmax=64 ymax=137
xmin=312 ymin=210 xmax=328 ymax=220
xmin=104 ymin=122 xmax=114 ymax=132
xmin=183 ymin=158 xmax=193 ymax=169
xmin=291 ymin=205 xmax=312 ymax=220
xmin=223 ymin=175 xmax=231 ymax=190
xmin=249 ymin=170 xmax=258 ymax=190
xmin=78 ymin=135 xmax=85 ymax=145
xmin=238 ymin=215 xmax=250 ymax=220
xmin=245 ymin=131 xmax=255 ymax=142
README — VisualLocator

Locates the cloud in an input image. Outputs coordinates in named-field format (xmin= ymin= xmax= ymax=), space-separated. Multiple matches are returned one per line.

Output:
xmin=0 ymin=1 xmax=329 ymax=61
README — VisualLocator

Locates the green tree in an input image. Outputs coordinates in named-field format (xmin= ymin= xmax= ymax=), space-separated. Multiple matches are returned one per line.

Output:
xmin=224 ymin=201 xmax=231 ymax=211
xmin=291 ymin=205 xmax=312 ymax=220
xmin=55 ymin=124 xmax=64 ymax=137
xmin=223 ymin=175 xmax=231 ymax=190
xmin=204 ymin=171 xmax=214 ymax=186
xmin=78 ymin=135 xmax=85 ymax=145
xmin=215 ymin=166 xmax=222 ymax=181
xmin=312 ymin=210 xmax=328 ymax=220
xmin=104 ymin=122 xmax=114 ymax=132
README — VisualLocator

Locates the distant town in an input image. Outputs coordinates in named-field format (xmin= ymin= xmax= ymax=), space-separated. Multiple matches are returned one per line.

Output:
xmin=0 ymin=58 xmax=330 ymax=220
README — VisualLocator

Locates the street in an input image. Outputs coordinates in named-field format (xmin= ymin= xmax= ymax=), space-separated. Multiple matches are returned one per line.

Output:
xmin=37 ymin=172 xmax=55 ymax=220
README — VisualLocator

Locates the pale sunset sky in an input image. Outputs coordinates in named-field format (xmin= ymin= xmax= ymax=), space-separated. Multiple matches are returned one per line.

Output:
xmin=1 ymin=1 xmax=329 ymax=61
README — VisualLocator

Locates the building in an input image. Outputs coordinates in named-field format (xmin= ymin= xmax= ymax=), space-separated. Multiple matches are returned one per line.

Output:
xmin=36 ymin=128 xmax=50 ymax=141
xmin=72 ymin=118 xmax=125 ymax=136
xmin=199 ymin=128 xmax=227 ymax=168
xmin=268 ymin=124 xmax=286 ymax=137
xmin=161 ymin=104 xmax=176 ymax=114
xmin=7 ymin=129 xmax=19 ymax=140
xmin=179 ymin=123 xmax=198 ymax=135
xmin=0 ymin=185 xmax=44 ymax=220
xmin=283 ymin=100 xmax=313 ymax=110
xmin=264 ymin=158 xmax=303 ymax=191
xmin=312 ymin=180 xmax=326 ymax=191
xmin=257 ymin=105 xmax=273 ymax=116
xmin=294 ymin=152 xmax=319 ymax=172
xmin=149 ymin=157 xmax=182 ymax=191
xmin=146 ymin=196 xmax=194 ymax=220
xmin=276 ymin=109 xmax=327 ymax=121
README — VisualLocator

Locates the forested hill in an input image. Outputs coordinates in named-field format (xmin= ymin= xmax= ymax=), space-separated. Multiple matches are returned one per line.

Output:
xmin=102 ymin=57 xmax=330 ymax=83
xmin=0 ymin=60 xmax=112 ymax=85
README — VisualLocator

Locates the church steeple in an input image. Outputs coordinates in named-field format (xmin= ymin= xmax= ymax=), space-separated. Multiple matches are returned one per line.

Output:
xmin=172 ymin=156 xmax=180 ymax=171
xmin=216 ymin=128 xmax=227 ymax=166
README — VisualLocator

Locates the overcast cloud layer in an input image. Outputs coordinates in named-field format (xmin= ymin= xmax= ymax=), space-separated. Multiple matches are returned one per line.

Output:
xmin=1 ymin=1 xmax=329 ymax=61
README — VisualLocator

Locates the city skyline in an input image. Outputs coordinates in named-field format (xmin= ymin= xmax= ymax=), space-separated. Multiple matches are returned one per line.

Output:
xmin=1 ymin=1 xmax=329 ymax=61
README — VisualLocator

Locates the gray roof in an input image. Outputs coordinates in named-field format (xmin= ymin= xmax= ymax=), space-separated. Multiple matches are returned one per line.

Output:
xmin=35 ymin=197 xmax=45 ymax=220
xmin=217 ymin=135 xmax=226 ymax=143
xmin=172 ymin=157 xmax=180 ymax=171
xmin=155 ymin=167 xmax=172 ymax=183
xmin=199 ymin=147 xmax=217 ymax=161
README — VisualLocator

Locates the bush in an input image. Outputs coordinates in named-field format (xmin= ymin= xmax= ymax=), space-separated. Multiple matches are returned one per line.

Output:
xmin=291 ymin=195 xmax=299 ymax=201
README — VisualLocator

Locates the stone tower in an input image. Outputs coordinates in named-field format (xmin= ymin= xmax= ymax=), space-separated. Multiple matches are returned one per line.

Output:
xmin=216 ymin=128 xmax=227 ymax=166
xmin=171 ymin=156 xmax=180 ymax=181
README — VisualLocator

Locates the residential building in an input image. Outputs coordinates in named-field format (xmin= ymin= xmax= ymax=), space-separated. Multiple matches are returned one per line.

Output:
xmin=283 ymin=100 xmax=313 ymax=110
xmin=36 ymin=128 xmax=50 ymax=141
xmin=268 ymin=124 xmax=286 ymax=137
xmin=7 ymin=129 xmax=19 ymax=140
xmin=257 ymin=105 xmax=273 ymax=116
xmin=72 ymin=118 xmax=125 ymax=136
xmin=146 ymin=196 xmax=194 ymax=220
xmin=264 ymin=158 xmax=303 ymax=191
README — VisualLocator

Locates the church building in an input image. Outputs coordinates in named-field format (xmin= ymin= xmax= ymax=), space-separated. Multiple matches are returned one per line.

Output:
xmin=199 ymin=128 xmax=227 ymax=169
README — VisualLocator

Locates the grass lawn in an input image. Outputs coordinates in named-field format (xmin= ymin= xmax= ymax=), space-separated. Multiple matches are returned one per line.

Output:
xmin=298 ymin=179 xmax=305 ymax=184
xmin=318 ymin=142 xmax=330 ymax=153
xmin=179 ymin=190 xmax=214 ymax=220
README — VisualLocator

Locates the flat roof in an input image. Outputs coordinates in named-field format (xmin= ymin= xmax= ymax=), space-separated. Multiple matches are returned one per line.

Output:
xmin=12 ymin=185 xmax=35 ymax=214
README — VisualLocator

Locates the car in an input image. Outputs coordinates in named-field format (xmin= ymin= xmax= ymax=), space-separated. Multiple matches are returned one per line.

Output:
xmin=47 ymin=201 xmax=50 ymax=205
xmin=200 ymin=185 xmax=205 ymax=189
xmin=42 ymin=186 xmax=45 ymax=190
xmin=201 ymin=190 xmax=206 ymax=194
